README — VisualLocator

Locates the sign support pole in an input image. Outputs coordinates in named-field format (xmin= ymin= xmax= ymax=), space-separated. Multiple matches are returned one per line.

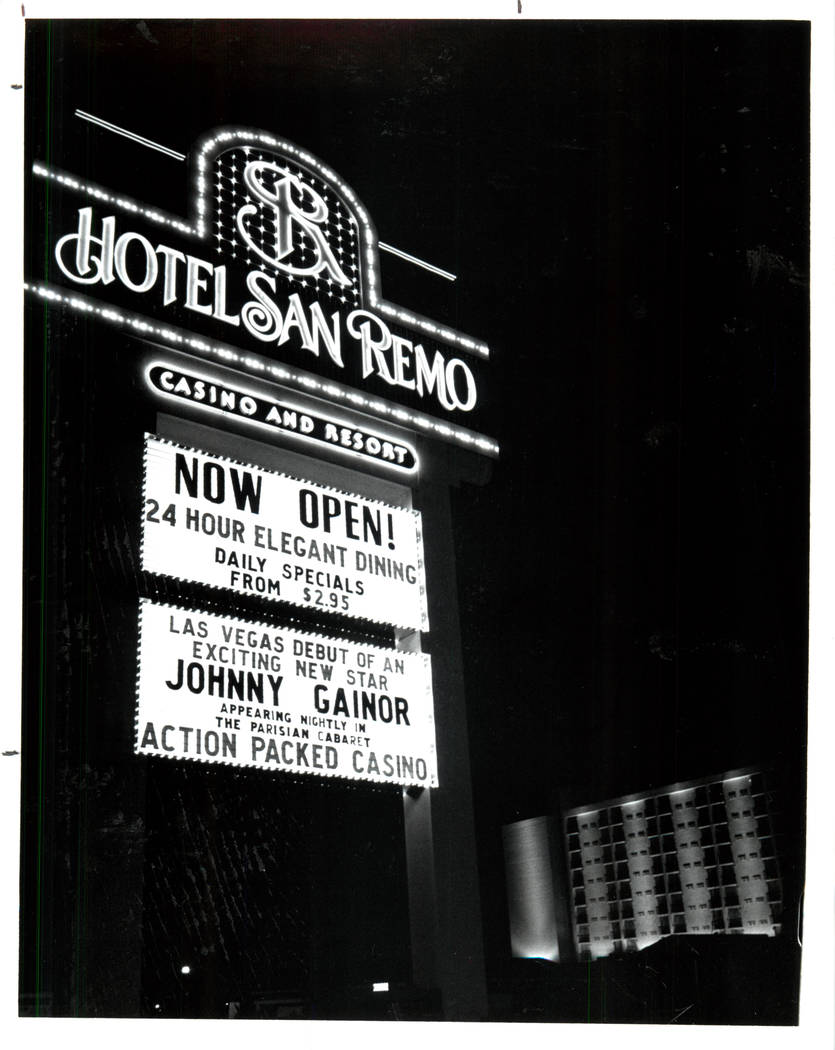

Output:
xmin=402 ymin=478 xmax=488 ymax=1020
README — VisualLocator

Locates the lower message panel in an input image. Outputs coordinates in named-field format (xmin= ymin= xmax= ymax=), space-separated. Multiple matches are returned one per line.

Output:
xmin=135 ymin=599 xmax=438 ymax=788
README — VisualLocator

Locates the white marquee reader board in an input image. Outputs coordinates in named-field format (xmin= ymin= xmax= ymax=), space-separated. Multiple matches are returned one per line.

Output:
xmin=135 ymin=599 xmax=438 ymax=788
xmin=141 ymin=434 xmax=429 ymax=631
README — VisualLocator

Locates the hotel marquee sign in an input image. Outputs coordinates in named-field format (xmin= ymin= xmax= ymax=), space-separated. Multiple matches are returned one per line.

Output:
xmin=28 ymin=128 xmax=496 ymax=456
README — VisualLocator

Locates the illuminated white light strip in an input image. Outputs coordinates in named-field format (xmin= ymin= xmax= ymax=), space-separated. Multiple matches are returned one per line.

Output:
xmin=24 ymin=281 xmax=500 ymax=457
xmin=378 ymin=241 xmax=456 ymax=282
xmin=31 ymin=164 xmax=193 ymax=234
xmin=75 ymin=109 xmax=187 ymax=161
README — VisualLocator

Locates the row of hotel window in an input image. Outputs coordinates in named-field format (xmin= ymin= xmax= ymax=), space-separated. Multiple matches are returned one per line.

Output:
xmin=563 ymin=773 xmax=781 ymax=958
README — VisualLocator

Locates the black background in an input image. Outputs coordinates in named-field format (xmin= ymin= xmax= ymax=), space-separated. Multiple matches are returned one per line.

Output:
xmin=23 ymin=19 xmax=809 ymax=1021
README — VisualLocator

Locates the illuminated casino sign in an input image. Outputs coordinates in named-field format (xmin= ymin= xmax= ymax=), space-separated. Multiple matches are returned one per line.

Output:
xmin=136 ymin=599 xmax=438 ymax=788
xmin=142 ymin=435 xmax=429 ymax=631
xmin=145 ymin=362 xmax=419 ymax=472
xmin=27 ymin=128 xmax=497 ymax=457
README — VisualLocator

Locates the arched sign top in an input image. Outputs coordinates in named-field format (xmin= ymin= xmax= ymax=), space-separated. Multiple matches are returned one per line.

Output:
xmin=192 ymin=128 xmax=377 ymax=315
xmin=189 ymin=127 xmax=490 ymax=361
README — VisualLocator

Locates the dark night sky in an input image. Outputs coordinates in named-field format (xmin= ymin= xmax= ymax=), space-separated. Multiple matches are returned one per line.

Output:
xmin=23 ymin=17 xmax=809 ymax=1003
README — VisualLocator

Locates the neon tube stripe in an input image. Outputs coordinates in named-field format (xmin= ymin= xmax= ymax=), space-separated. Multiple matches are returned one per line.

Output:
xmin=74 ymin=109 xmax=186 ymax=161
xmin=378 ymin=242 xmax=456 ymax=281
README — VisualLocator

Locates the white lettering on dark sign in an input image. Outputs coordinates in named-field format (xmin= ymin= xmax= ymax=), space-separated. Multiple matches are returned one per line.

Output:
xmin=55 ymin=206 xmax=479 ymax=415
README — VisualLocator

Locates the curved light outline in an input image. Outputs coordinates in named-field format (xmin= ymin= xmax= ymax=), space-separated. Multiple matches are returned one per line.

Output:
xmin=143 ymin=359 xmax=420 ymax=476
xmin=192 ymin=128 xmax=484 ymax=356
